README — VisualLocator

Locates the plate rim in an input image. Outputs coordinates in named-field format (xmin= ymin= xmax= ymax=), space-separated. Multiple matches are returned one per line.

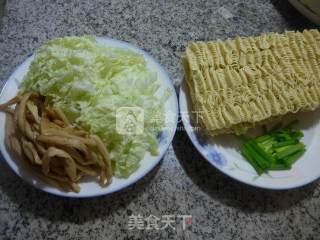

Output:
xmin=288 ymin=0 xmax=320 ymax=25
xmin=0 ymin=36 xmax=179 ymax=198
xmin=179 ymin=80 xmax=320 ymax=190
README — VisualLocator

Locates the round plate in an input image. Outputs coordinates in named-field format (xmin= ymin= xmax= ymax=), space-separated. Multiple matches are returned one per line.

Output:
xmin=288 ymin=0 xmax=320 ymax=25
xmin=0 ymin=37 xmax=179 ymax=198
xmin=180 ymin=80 xmax=320 ymax=190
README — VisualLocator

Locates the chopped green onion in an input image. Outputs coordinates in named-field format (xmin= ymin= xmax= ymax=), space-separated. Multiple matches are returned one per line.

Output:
xmin=256 ymin=135 xmax=272 ymax=143
xmin=275 ymin=143 xmax=305 ymax=159
xmin=245 ymin=142 xmax=270 ymax=170
xmin=240 ymin=120 xmax=305 ymax=175
xmin=272 ymin=139 xmax=298 ymax=148
xmin=283 ymin=149 xmax=306 ymax=166
xmin=269 ymin=163 xmax=291 ymax=171
xmin=241 ymin=148 xmax=264 ymax=175
xmin=291 ymin=131 xmax=304 ymax=140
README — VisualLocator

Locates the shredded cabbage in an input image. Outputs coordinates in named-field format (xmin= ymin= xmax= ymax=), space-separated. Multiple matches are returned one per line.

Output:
xmin=20 ymin=36 xmax=167 ymax=178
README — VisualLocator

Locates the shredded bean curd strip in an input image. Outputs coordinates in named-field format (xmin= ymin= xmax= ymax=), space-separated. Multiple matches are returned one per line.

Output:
xmin=0 ymin=92 xmax=113 ymax=193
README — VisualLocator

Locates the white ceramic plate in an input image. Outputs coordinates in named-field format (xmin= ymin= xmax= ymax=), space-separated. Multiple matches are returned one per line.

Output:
xmin=0 ymin=37 xmax=178 ymax=198
xmin=180 ymin=80 xmax=320 ymax=190
xmin=289 ymin=0 xmax=320 ymax=25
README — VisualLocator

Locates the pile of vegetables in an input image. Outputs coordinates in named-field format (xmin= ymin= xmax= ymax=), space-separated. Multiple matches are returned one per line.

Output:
xmin=241 ymin=122 xmax=306 ymax=175
xmin=20 ymin=36 xmax=167 ymax=178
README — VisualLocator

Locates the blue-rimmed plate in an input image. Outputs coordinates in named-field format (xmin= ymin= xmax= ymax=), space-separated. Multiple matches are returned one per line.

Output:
xmin=0 ymin=37 xmax=179 ymax=198
xmin=180 ymin=80 xmax=320 ymax=190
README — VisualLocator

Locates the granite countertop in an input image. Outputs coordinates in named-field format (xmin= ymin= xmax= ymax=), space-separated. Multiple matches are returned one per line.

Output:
xmin=0 ymin=0 xmax=319 ymax=239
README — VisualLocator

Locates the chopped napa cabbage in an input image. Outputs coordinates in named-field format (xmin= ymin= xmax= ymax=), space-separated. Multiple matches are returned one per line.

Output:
xmin=20 ymin=36 xmax=167 ymax=178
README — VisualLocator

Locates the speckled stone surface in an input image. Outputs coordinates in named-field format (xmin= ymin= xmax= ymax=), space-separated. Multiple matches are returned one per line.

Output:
xmin=0 ymin=0 xmax=319 ymax=239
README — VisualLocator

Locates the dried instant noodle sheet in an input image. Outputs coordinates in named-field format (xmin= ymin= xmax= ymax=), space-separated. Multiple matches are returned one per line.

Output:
xmin=182 ymin=29 xmax=320 ymax=136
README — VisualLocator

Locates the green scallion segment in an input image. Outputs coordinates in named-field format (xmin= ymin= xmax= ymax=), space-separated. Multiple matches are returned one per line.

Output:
xmin=241 ymin=121 xmax=306 ymax=175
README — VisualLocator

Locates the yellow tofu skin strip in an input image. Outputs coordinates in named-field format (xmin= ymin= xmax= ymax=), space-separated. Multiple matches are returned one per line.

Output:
xmin=182 ymin=29 xmax=320 ymax=136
